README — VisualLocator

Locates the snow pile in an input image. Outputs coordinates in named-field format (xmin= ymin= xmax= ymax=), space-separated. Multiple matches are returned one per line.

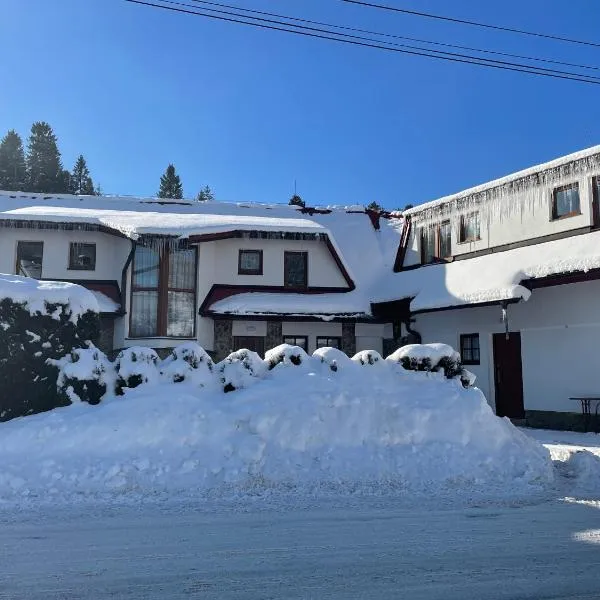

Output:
xmin=0 ymin=273 xmax=98 ymax=322
xmin=0 ymin=346 xmax=553 ymax=503
xmin=265 ymin=344 xmax=309 ymax=369
xmin=115 ymin=347 xmax=160 ymax=394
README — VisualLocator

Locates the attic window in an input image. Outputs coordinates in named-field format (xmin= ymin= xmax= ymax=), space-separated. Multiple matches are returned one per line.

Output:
xmin=69 ymin=242 xmax=96 ymax=270
xmin=16 ymin=241 xmax=43 ymax=279
xmin=420 ymin=220 xmax=452 ymax=264
xmin=552 ymin=183 xmax=580 ymax=220
xmin=238 ymin=249 xmax=263 ymax=275
xmin=284 ymin=251 xmax=308 ymax=288
xmin=459 ymin=213 xmax=480 ymax=243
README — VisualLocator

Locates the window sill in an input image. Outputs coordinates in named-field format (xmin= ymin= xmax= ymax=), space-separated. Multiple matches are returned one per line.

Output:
xmin=462 ymin=361 xmax=480 ymax=366
xmin=238 ymin=271 xmax=263 ymax=276
xmin=550 ymin=211 xmax=582 ymax=221
xmin=67 ymin=267 xmax=96 ymax=271
xmin=456 ymin=237 xmax=481 ymax=245
xmin=126 ymin=336 xmax=196 ymax=341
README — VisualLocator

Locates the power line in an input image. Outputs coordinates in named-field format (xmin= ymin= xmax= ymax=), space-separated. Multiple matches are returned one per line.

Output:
xmin=124 ymin=0 xmax=600 ymax=85
xmin=189 ymin=0 xmax=600 ymax=72
xmin=340 ymin=0 xmax=600 ymax=49
xmin=179 ymin=0 xmax=600 ymax=81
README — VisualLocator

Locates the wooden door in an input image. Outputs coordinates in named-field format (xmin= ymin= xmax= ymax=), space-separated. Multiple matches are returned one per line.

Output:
xmin=492 ymin=332 xmax=525 ymax=419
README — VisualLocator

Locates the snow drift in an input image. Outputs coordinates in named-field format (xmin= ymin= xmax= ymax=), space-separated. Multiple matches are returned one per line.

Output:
xmin=0 ymin=345 xmax=553 ymax=503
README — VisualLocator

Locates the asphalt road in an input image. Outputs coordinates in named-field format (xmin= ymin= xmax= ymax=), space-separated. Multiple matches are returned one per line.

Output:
xmin=1 ymin=498 xmax=600 ymax=599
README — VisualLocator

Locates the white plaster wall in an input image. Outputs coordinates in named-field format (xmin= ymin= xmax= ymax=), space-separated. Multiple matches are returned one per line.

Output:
xmin=282 ymin=321 xmax=342 ymax=354
xmin=404 ymin=173 xmax=597 ymax=267
xmin=210 ymin=238 xmax=348 ymax=288
xmin=0 ymin=228 xmax=130 ymax=281
xmin=413 ymin=279 xmax=600 ymax=414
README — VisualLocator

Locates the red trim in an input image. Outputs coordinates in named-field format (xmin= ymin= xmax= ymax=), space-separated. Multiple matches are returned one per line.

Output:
xmin=393 ymin=217 xmax=412 ymax=272
xmin=199 ymin=283 xmax=353 ymax=316
xmin=325 ymin=237 xmax=355 ymax=289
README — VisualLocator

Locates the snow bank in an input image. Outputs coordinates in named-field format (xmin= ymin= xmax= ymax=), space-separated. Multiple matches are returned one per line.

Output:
xmin=0 ymin=351 xmax=553 ymax=503
xmin=0 ymin=273 xmax=98 ymax=321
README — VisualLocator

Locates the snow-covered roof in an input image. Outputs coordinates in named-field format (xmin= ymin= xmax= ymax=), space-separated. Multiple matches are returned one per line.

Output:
xmin=382 ymin=230 xmax=600 ymax=312
xmin=0 ymin=192 xmax=327 ymax=239
xmin=209 ymin=291 xmax=371 ymax=320
xmin=0 ymin=274 xmax=99 ymax=321
xmin=90 ymin=290 xmax=120 ymax=314
xmin=404 ymin=144 xmax=600 ymax=218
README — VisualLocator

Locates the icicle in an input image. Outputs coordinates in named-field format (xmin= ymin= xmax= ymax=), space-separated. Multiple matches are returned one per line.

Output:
xmin=501 ymin=301 xmax=509 ymax=340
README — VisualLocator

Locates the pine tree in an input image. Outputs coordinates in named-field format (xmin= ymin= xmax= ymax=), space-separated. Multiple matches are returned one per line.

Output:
xmin=196 ymin=185 xmax=215 ymax=202
xmin=69 ymin=155 xmax=96 ymax=195
xmin=27 ymin=122 xmax=66 ymax=193
xmin=289 ymin=194 xmax=305 ymax=208
xmin=157 ymin=164 xmax=183 ymax=199
xmin=0 ymin=130 xmax=27 ymax=191
xmin=367 ymin=201 xmax=383 ymax=212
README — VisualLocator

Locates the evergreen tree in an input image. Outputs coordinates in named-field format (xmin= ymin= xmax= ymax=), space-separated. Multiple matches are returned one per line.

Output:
xmin=27 ymin=122 xmax=66 ymax=193
xmin=367 ymin=201 xmax=383 ymax=212
xmin=289 ymin=194 xmax=305 ymax=208
xmin=0 ymin=130 xmax=27 ymax=191
xmin=69 ymin=155 xmax=96 ymax=195
xmin=157 ymin=164 xmax=183 ymax=199
xmin=196 ymin=185 xmax=215 ymax=202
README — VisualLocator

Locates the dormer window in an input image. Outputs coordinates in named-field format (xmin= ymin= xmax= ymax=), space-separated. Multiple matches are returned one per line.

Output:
xmin=459 ymin=212 xmax=480 ymax=243
xmin=238 ymin=249 xmax=263 ymax=275
xmin=552 ymin=183 xmax=580 ymax=220
xmin=284 ymin=251 xmax=308 ymax=288
xmin=420 ymin=220 xmax=452 ymax=264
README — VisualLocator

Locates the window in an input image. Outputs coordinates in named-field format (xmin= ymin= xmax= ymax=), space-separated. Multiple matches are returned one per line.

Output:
xmin=238 ymin=249 xmax=263 ymax=275
xmin=460 ymin=333 xmax=480 ymax=365
xmin=233 ymin=336 xmax=265 ymax=356
xmin=594 ymin=177 xmax=600 ymax=228
xmin=439 ymin=220 xmax=452 ymax=259
xmin=284 ymin=251 xmax=308 ymax=288
xmin=283 ymin=335 xmax=308 ymax=351
xmin=459 ymin=213 xmax=480 ymax=243
xmin=130 ymin=245 xmax=197 ymax=338
xmin=16 ymin=241 xmax=43 ymax=279
xmin=316 ymin=336 xmax=341 ymax=349
xmin=420 ymin=228 xmax=436 ymax=264
xmin=552 ymin=183 xmax=580 ymax=220
xmin=69 ymin=242 xmax=96 ymax=270
xmin=420 ymin=220 xmax=452 ymax=264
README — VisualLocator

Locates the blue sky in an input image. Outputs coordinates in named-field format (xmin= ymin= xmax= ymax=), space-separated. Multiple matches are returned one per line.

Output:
xmin=1 ymin=0 xmax=598 ymax=208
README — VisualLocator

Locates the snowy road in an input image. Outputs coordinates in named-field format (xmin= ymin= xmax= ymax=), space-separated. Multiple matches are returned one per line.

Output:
xmin=2 ymin=498 xmax=600 ymax=599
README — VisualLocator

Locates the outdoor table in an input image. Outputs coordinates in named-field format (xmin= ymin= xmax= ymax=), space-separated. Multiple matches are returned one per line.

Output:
xmin=569 ymin=397 xmax=600 ymax=432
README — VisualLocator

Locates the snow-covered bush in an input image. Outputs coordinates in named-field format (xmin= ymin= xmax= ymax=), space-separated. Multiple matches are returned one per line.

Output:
xmin=265 ymin=344 xmax=309 ymax=370
xmin=0 ymin=276 xmax=99 ymax=421
xmin=351 ymin=349 xmax=384 ymax=367
xmin=160 ymin=342 xmax=214 ymax=385
xmin=313 ymin=347 xmax=352 ymax=372
xmin=386 ymin=343 xmax=474 ymax=387
xmin=217 ymin=349 xmax=267 ymax=393
xmin=55 ymin=343 xmax=114 ymax=405
xmin=114 ymin=347 xmax=160 ymax=395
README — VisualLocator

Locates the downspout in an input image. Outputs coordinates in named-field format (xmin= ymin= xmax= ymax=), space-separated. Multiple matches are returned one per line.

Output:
xmin=120 ymin=240 xmax=136 ymax=313
xmin=402 ymin=314 xmax=422 ymax=344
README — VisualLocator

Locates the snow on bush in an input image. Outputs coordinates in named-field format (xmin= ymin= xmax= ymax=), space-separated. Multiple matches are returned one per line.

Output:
xmin=54 ymin=343 xmax=114 ymax=405
xmin=313 ymin=346 xmax=353 ymax=372
xmin=0 ymin=350 xmax=553 ymax=503
xmin=217 ymin=348 xmax=267 ymax=393
xmin=0 ymin=275 xmax=99 ymax=421
xmin=387 ymin=343 xmax=471 ymax=385
xmin=115 ymin=347 xmax=160 ymax=395
xmin=160 ymin=342 xmax=214 ymax=386
xmin=265 ymin=344 xmax=309 ymax=369
xmin=352 ymin=349 xmax=384 ymax=367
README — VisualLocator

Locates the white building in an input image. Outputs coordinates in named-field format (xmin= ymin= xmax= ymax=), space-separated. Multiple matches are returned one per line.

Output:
xmin=394 ymin=145 xmax=600 ymax=429
xmin=2 ymin=143 xmax=599 ymax=428
xmin=0 ymin=193 xmax=405 ymax=360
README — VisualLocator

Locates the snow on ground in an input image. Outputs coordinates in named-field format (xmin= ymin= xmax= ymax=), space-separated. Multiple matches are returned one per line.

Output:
xmin=0 ymin=356 xmax=552 ymax=505
xmin=522 ymin=428 xmax=600 ymax=499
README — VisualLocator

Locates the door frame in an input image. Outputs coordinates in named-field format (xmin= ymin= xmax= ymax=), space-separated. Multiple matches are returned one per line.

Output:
xmin=492 ymin=331 xmax=525 ymax=419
